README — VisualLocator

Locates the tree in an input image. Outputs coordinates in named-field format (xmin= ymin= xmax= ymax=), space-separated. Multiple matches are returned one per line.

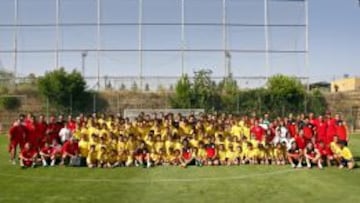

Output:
xmin=145 ymin=83 xmax=150 ymax=92
xmin=38 ymin=68 xmax=87 ymax=112
xmin=131 ymin=81 xmax=138 ymax=92
xmin=218 ymin=74 xmax=239 ymax=112
xmin=0 ymin=96 xmax=21 ymax=111
xmin=120 ymin=83 xmax=126 ymax=91
xmin=267 ymin=75 xmax=306 ymax=115
xmin=192 ymin=69 xmax=220 ymax=111
xmin=170 ymin=74 xmax=192 ymax=108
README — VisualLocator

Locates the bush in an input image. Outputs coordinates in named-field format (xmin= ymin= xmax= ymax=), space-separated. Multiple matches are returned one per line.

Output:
xmin=0 ymin=96 xmax=21 ymax=111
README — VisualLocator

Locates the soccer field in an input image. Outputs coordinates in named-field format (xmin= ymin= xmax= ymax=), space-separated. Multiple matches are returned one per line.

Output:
xmin=0 ymin=135 xmax=359 ymax=203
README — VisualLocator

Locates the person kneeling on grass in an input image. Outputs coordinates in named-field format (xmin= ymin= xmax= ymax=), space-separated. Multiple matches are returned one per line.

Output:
xmin=39 ymin=142 xmax=56 ymax=167
xmin=287 ymin=141 xmax=303 ymax=168
xmin=19 ymin=142 xmax=37 ymax=168
xmin=107 ymin=149 xmax=119 ymax=168
xmin=180 ymin=139 xmax=195 ymax=168
xmin=337 ymin=141 xmax=355 ymax=170
xmin=304 ymin=142 xmax=322 ymax=169
xmin=97 ymin=146 xmax=108 ymax=168
xmin=87 ymin=145 xmax=98 ymax=168
xmin=60 ymin=138 xmax=79 ymax=166
xmin=135 ymin=141 xmax=151 ymax=168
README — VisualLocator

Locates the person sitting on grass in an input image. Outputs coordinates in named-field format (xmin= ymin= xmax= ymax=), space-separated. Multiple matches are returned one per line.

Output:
xmin=87 ymin=145 xmax=98 ymax=168
xmin=60 ymin=137 xmax=79 ymax=166
xmin=135 ymin=140 xmax=151 ymax=168
xmin=19 ymin=142 xmax=37 ymax=168
xmin=180 ymin=139 xmax=195 ymax=168
xmin=337 ymin=141 xmax=355 ymax=170
xmin=97 ymin=146 xmax=108 ymax=168
xmin=107 ymin=149 xmax=119 ymax=168
xmin=304 ymin=142 xmax=322 ymax=169
xmin=287 ymin=141 xmax=303 ymax=168
xmin=39 ymin=142 xmax=56 ymax=167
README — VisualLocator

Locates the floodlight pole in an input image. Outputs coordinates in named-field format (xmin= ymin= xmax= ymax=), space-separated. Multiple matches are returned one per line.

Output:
xmin=13 ymin=0 xmax=18 ymax=79
xmin=304 ymin=0 xmax=310 ymax=113
xmin=96 ymin=0 xmax=101 ymax=91
xmin=138 ymin=0 xmax=143 ymax=91
xmin=222 ymin=0 xmax=228 ymax=77
xmin=55 ymin=0 xmax=60 ymax=70
xmin=264 ymin=0 xmax=270 ymax=83
xmin=181 ymin=0 xmax=185 ymax=75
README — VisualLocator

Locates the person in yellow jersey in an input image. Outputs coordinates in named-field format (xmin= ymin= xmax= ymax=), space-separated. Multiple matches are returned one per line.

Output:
xmin=337 ymin=141 xmax=355 ymax=169
xmin=107 ymin=149 xmax=119 ymax=168
xmin=330 ymin=136 xmax=341 ymax=159
xmin=274 ymin=143 xmax=286 ymax=165
xmin=226 ymin=144 xmax=239 ymax=166
xmin=86 ymin=145 xmax=97 ymax=168
xmin=125 ymin=150 xmax=134 ymax=167
xmin=154 ymin=134 xmax=164 ymax=154
xmin=218 ymin=144 xmax=227 ymax=165
xmin=242 ymin=142 xmax=256 ymax=164
xmin=257 ymin=144 xmax=267 ymax=165
xmin=78 ymin=134 xmax=89 ymax=165
xmin=194 ymin=142 xmax=206 ymax=167
xmin=97 ymin=146 xmax=108 ymax=168
xmin=230 ymin=120 xmax=242 ymax=139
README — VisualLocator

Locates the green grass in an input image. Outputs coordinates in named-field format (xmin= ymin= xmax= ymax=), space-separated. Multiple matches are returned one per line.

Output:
xmin=0 ymin=135 xmax=360 ymax=203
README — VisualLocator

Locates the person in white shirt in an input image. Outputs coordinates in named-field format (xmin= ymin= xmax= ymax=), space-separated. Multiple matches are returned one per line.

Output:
xmin=58 ymin=124 xmax=72 ymax=144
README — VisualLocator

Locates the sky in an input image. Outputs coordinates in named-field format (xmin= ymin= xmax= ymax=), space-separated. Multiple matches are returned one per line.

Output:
xmin=0 ymin=0 xmax=359 ymax=88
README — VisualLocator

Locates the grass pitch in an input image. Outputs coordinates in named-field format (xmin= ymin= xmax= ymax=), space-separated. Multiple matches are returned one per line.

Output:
xmin=0 ymin=135 xmax=360 ymax=203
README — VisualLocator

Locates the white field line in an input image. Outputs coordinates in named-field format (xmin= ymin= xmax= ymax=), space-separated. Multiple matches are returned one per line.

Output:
xmin=0 ymin=169 xmax=298 ymax=183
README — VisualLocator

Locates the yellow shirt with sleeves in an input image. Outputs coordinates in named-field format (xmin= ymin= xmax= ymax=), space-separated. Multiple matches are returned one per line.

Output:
xmin=189 ymin=139 xmax=199 ymax=148
xmin=226 ymin=150 xmax=237 ymax=160
xmin=340 ymin=147 xmax=353 ymax=160
xmin=108 ymin=153 xmax=118 ymax=164
xmin=165 ymin=140 xmax=174 ymax=154
xmin=330 ymin=142 xmax=341 ymax=155
xmin=274 ymin=148 xmax=284 ymax=159
xmin=230 ymin=125 xmax=242 ymax=138
xmin=197 ymin=148 xmax=207 ymax=159
xmin=174 ymin=142 xmax=182 ymax=151
xmin=154 ymin=141 xmax=165 ymax=153
xmin=97 ymin=151 xmax=108 ymax=162
xmin=125 ymin=140 xmax=137 ymax=152
xmin=78 ymin=140 xmax=89 ymax=157
xmin=87 ymin=151 xmax=97 ymax=163
xmin=218 ymin=150 xmax=227 ymax=161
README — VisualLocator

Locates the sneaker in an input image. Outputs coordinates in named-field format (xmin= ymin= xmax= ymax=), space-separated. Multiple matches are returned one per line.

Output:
xmin=318 ymin=163 xmax=323 ymax=169
xmin=307 ymin=163 xmax=311 ymax=169
xmin=291 ymin=163 xmax=296 ymax=168
xmin=11 ymin=160 xmax=16 ymax=165
xmin=297 ymin=163 xmax=302 ymax=168
xmin=339 ymin=165 xmax=344 ymax=169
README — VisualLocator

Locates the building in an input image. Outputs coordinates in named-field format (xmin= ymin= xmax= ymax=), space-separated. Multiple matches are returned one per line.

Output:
xmin=310 ymin=81 xmax=331 ymax=92
xmin=331 ymin=77 xmax=360 ymax=92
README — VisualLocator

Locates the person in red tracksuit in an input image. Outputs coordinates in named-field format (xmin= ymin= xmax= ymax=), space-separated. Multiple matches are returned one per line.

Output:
xmin=316 ymin=116 xmax=327 ymax=143
xmin=336 ymin=120 xmax=348 ymax=145
xmin=8 ymin=115 xmax=28 ymax=165
xmin=19 ymin=142 xmax=38 ymax=168
xmin=25 ymin=115 xmax=39 ymax=150
xmin=36 ymin=114 xmax=48 ymax=148
xmin=302 ymin=118 xmax=314 ymax=142
xmin=325 ymin=113 xmax=337 ymax=144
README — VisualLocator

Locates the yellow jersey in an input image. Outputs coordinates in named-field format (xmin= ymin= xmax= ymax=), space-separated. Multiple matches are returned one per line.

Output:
xmin=340 ymin=147 xmax=353 ymax=160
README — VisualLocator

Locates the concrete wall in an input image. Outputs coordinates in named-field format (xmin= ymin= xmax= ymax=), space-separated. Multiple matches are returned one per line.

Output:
xmin=331 ymin=77 xmax=360 ymax=92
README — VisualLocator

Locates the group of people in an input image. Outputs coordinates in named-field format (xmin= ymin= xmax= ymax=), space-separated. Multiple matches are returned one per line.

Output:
xmin=7 ymin=111 xmax=356 ymax=170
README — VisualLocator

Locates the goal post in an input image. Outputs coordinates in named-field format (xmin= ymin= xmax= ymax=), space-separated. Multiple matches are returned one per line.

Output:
xmin=123 ymin=109 xmax=205 ymax=120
